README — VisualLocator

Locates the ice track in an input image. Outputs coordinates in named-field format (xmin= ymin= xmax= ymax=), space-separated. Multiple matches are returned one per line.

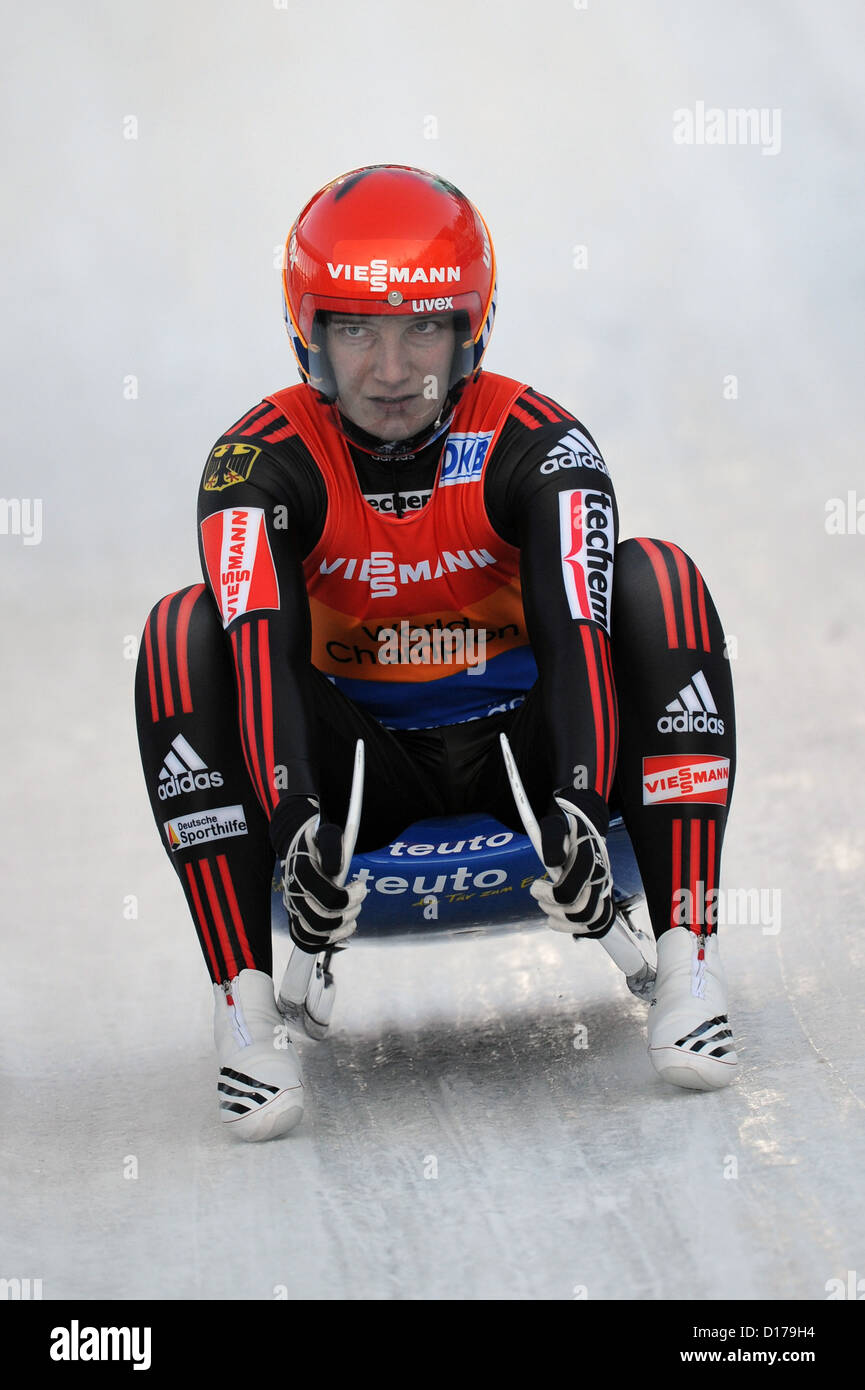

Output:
xmin=2 ymin=605 xmax=863 ymax=1302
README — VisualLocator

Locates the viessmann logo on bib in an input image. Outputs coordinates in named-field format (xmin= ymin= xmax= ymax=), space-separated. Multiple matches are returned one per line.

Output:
xmin=318 ymin=547 xmax=498 ymax=599
xmin=642 ymin=754 xmax=730 ymax=806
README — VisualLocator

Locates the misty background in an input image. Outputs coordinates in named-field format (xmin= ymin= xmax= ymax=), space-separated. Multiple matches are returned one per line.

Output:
xmin=1 ymin=0 xmax=863 ymax=1301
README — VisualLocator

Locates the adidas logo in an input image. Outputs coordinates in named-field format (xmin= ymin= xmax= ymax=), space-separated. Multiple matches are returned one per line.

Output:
xmin=674 ymin=1015 xmax=735 ymax=1059
xmin=157 ymin=735 xmax=224 ymax=801
xmin=539 ymin=427 xmax=608 ymax=475
xmin=218 ymin=1066 xmax=281 ymax=1117
xmin=657 ymin=670 xmax=725 ymax=734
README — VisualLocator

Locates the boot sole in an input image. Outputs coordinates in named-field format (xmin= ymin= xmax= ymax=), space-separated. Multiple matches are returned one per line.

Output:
xmin=221 ymin=1091 xmax=305 ymax=1141
xmin=649 ymin=1047 xmax=738 ymax=1091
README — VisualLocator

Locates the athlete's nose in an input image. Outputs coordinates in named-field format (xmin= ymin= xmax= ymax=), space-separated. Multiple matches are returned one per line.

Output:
xmin=371 ymin=331 xmax=411 ymax=388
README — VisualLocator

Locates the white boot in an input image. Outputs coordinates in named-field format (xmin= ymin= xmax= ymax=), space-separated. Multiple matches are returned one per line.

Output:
xmin=213 ymin=970 xmax=305 ymax=1140
xmin=647 ymin=928 xmax=738 ymax=1091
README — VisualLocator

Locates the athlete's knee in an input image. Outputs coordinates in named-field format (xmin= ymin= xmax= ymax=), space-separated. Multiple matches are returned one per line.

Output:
xmin=140 ymin=583 xmax=208 ymax=638
xmin=614 ymin=537 xmax=726 ymax=659
xmin=136 ymin=584 xmax=225 ymax=723
xmin=616 ymin=536 xmax=702 ymax=587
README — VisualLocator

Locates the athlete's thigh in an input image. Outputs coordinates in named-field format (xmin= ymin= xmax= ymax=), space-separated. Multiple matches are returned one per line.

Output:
xmin=462 ymin=687 xmax=556 ymax=830
xmin=307 ymin=671 xmax=445 ymax=850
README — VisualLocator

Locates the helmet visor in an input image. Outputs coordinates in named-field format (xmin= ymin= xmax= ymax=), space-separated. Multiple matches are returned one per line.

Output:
xmin=306 ymin=303 xmax=476 ymax=442
xmin=305 ymin=299 xmax=477 ymax=404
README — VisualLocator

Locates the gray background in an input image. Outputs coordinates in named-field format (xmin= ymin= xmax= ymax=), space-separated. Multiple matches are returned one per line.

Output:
xmin=1 ymin=0 xmax=863 ymax=1301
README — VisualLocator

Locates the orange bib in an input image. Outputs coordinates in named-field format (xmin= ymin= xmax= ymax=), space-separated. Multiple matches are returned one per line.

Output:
xmin=264 ymin=372 xmax=538 ymax=728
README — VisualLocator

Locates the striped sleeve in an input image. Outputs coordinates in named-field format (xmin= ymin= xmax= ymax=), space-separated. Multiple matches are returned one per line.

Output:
xmin=489 ymin=393 xmax=620 ymax=819
xmin=196 ymin=434 xmax=320 ymax=836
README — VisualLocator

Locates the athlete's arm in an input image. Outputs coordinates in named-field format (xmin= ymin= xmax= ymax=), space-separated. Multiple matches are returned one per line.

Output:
xmin=485 ymin=391 xmax=619 ymax=832
xmin=196 ymin=410 xmax=328 ymax=861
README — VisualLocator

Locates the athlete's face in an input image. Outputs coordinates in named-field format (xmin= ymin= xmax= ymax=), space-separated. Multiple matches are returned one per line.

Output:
xmin=325 ymin=313 xmax=455 ymax=440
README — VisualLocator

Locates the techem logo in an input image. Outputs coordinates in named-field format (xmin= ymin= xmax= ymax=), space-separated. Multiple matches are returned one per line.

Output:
xmin=558 ymin=489 xmax=613 ymax=631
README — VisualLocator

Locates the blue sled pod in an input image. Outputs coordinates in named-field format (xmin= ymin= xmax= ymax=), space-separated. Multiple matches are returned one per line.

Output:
xmin=272 ymin=813 xmax=643 ymax=942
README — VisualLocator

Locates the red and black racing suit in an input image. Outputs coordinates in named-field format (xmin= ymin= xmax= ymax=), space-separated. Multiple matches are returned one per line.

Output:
xmin=135 ymin=374 xmax=736 ymax=983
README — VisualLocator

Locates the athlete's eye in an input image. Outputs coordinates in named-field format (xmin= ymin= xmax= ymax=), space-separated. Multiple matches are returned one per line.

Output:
xmin=410 ymin=319 xmax=444 ymax=335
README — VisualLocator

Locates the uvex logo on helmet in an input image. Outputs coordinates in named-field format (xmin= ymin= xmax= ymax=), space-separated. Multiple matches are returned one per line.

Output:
xmin=412 ymin=297 xmax=454 ymax=313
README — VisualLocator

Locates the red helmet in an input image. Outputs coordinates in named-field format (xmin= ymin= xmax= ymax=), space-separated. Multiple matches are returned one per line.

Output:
xmin=282 ymin=165 xmax=497 ymax=404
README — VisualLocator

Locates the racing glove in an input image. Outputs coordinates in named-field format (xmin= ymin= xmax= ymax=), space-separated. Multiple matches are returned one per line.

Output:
xmin=280 ymin=797 xmax=367 ymax=955
xmin=530 ymin=791 xmax=615 ymax=937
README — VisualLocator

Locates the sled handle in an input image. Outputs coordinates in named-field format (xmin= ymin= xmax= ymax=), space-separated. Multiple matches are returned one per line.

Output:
xmin=500 ymin=732 xmax=649 ymax=978
xmin=499 ymin=732 xmax=560 ymax=884
xmin=337 ymin=739 xmax=365 ymax=886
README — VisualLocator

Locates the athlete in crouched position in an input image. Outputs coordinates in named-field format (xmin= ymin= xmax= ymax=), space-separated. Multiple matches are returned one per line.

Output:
xmin=135 ymin=165 xmax=738 ymax=1140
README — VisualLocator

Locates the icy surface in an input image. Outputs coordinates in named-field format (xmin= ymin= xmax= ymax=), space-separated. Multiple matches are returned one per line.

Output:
xmin=3 ymin=576 xmax=863 ymax=1302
